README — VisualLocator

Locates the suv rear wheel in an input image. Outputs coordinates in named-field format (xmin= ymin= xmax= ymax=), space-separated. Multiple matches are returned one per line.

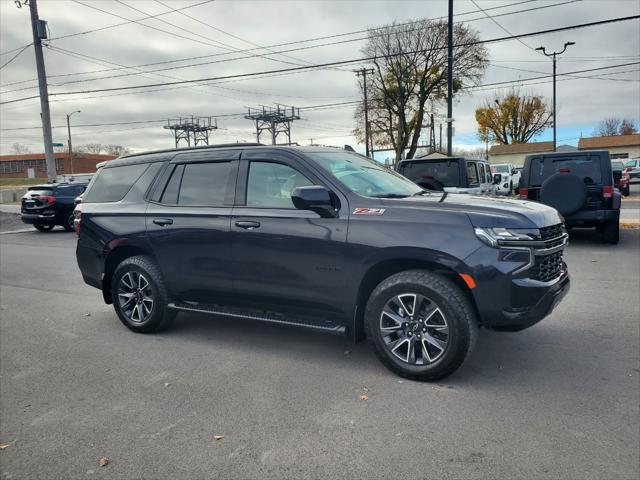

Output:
xmin=112 ymin=255 xmax=176 ymax=333
xmin=63 ymin=212 xmax=75 ymax=232
xmin=365 ymin=270 xmax=477 ymax=381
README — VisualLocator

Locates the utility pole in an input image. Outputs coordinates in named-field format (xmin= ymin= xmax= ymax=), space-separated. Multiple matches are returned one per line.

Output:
xmin=355 ymin=68 xmax=374 ymax=157
xmin=66 ymin=110 xmax=80 ymax=174
xmin=536 ymin=42 xmax=575 ymax=152
xmin=446 ymin=0 xmax=454 ymax=157
xmin=21 ymin=0 xmax=56 ymax=182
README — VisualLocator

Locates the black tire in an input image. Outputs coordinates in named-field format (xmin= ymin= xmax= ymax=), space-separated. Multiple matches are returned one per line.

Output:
xmin=602 ymin=219 xmax=619 ymax=244
xmin=63 ymin=212 xmax=75 ymax=232
xmin=111 ymin=255 xmax=176 ymax=333
xmin=622 ymin=185 xmax=630 ymax=196
xmin=34 ymin=224 xmax=54 ymax=232
xmin=508 ymin=181 xmax=513 ymax=196
xmin=364 ymin=270 xmax=477 ymax=381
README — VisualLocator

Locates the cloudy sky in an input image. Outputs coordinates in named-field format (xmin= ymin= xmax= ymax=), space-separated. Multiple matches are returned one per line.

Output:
xmin=0 ymin=0 xmax=638 ymax=158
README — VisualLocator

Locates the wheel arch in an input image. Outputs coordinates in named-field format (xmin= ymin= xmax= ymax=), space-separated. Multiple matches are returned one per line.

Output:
xmin=102 ymin=244 xmax=154 ymax=304
xmin=352 ymin=256 xmax=479 ymax=343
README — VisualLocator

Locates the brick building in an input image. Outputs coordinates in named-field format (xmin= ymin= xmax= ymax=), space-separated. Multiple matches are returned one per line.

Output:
xmin=0 ymin=152 xmax=116 ymax=179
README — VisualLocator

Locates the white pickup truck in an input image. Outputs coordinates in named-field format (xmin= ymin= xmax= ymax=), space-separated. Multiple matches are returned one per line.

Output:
xmin=490 ymin=163 xmax=521 ymax=195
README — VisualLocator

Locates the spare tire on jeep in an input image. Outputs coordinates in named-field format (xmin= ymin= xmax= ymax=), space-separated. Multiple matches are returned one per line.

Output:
xmin=540 ymin=173 xmax=587 ymax=215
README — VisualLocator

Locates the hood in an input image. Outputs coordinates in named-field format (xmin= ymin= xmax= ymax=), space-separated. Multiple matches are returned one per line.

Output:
xmin=380 ymin=193 xmax=563 ymax=229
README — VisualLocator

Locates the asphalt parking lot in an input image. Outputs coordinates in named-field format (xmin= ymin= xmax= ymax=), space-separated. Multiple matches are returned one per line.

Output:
xmin=0 ymin=210 xmax=639 ymax=479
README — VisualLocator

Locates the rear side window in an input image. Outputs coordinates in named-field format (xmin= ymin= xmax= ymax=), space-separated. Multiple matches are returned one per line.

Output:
xmin=530 ymin=156 xmax=602 ymax=185
xmin=466 ymin=162 xmax=479 ymax=186
xmin=178 ymin=162 xmax=230 ymax=206
xmin=84 ymin=163 xmax=149 ymax=203
xmin=399 ymin=160 xmax=461 ymax=187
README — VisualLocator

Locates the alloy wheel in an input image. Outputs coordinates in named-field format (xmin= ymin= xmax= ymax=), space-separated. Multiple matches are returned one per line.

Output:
xmin=118 ymin=271 xmax=154 ymax=323
xmin=379 ymin=293 xmax=449 ymax=365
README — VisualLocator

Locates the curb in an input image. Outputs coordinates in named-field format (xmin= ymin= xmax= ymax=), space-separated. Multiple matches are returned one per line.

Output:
xmin=620 ymin=221 xmax=640 ymax=229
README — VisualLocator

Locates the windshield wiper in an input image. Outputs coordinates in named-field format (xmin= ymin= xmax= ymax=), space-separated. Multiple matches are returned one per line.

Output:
xmin=412 ymin=190 xmax=429 ymax=196
xmin=369 ymin=193 xmax=410 ymax=198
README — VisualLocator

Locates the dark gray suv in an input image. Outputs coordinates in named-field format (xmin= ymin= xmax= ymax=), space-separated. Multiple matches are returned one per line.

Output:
xmin=75 ymin=145 xmax=570 ymax=380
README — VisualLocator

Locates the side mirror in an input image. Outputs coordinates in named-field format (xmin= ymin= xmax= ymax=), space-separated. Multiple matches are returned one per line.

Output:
xmin=511 ymin=169 xmax=517 ymax=175
xmin=493 ymin=173 xmax=502 ymax=185
xmin=291 ymin=185 xmax=337 ymax=218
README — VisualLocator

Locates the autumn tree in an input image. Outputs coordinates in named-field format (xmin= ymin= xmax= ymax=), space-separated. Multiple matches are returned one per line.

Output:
xmin=353 ymin=19 xmax=488 ymax=164
xmin=594 ymin=118 xmax=638 ymax=136
xmin=475 ymin=89 xmax=552 ymax=144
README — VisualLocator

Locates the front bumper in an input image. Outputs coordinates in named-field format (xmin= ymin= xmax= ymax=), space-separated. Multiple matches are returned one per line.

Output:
xmin=464 ymin=243 xmax=570 ymax=331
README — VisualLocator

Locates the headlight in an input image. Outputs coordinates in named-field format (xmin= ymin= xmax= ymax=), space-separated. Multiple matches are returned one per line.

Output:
xmin=474 ymin=227 xmax=537 ymax=247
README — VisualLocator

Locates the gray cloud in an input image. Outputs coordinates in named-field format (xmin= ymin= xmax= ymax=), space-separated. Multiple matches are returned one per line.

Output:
xmin=1 ymin=0 xmax=638 ymax=155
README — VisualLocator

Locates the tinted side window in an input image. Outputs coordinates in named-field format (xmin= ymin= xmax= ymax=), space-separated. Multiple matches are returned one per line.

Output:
xmin=478 ymin=163 xmax=486 ymax=183
xmin=160 ymin=164 xmax=184 ymax=204
xmin=466 ymin=162 xmax=479 ymax=186
xmin=178 ymin=162 xmax=230 ymax=206
xmin=84 ymin=163 xmax=149 ymax=203
xmin=246 ymin=162 xmax=312 ymax=208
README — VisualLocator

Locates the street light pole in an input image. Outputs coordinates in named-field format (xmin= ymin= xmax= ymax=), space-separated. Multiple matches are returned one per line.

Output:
xmin=66 ymin=110 xmax=80 ymax=175
xmin=536 ymin=42 xmax=575 ymax=152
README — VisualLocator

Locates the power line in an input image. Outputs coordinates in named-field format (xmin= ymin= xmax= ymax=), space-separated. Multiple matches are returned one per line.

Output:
xmin=47 ymin=0 xmax=215 ymax=42
xmin=23 ymin=15 xmax=638 ymax=101
xmin=0 ymin=44 xmax=31 ymax=70
xmin=0 ymin=42 xmax=33 ymax=57
xmin=0 ymin=0 xmax=577 ymax=88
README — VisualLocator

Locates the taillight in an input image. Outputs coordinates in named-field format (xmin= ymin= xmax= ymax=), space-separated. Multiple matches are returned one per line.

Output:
xmin=602 ymin=185 xmax=613 ymax=199
xmin=558 ymin=168 xmax=571 ymax=173
xmin=38 ymin=195 xmax=56 ymax=204
xmin=74 ymin=209 xmax=81 ymax=236
xmin=519 ymin=188 xmax=529 ymax=199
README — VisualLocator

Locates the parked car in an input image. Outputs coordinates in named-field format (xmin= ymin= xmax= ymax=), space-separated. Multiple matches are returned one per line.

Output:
xmin=623 ymin=158 xmax=640 ymax=180
xmin=611 ymin=160 xmax=630 ymax=196
xmin=490 ymin=163 xmax=521 ymax=195
xmin=21 ymin=182 xmax=88 ymax=232
xmin=519 ymin=150 xmax=620 ymax=243
xmin=397 ymin=156 xmax=494 ymax=194
xmin=76 ymin=145 xmax=570 ymax=381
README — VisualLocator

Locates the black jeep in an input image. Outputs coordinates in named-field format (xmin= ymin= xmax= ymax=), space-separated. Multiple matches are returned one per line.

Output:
xmin=75 ymin=145 xmax=570 ymax=381
xmin=519 ymin=150 xmax=620 ymax=244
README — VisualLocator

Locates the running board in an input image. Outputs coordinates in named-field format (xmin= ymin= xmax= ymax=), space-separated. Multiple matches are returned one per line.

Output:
xmin=168 ymin=301 xmax=346 ymax=335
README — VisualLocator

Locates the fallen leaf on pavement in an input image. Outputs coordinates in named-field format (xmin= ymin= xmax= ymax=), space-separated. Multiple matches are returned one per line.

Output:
xmin=359 ymin=395 xmax=369 ymax=401
xmin=83 ymin=313 xmax=91 ymax=317
xmin=343 ymin=350 xmax=351 ymax=355
xmin=0 ymin=444 xmax=9 ymax=450
xmin=99 ymin=457 xmax=109 ymax=467
xmin=213 ymin=435 xmax=224 ymax=441
xmin=164 ymin=382 xmax=170 ymax=387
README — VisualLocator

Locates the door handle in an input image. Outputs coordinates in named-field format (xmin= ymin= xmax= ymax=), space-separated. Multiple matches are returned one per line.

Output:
xmin=235 ymin=220 xmax=260 ymax=230
xmin=153 ymin=218 xmax=173 ymax=226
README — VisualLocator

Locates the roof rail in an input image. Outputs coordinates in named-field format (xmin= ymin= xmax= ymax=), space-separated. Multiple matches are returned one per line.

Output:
xmin=119 ymin=142 xmax=264 ymax=159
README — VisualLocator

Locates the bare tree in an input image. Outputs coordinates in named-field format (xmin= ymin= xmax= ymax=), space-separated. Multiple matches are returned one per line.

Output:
xmin=475 ymin=89 xmax=552 ymax=145
xmin=77 ymin=143 xmax=104 ymax=154
xmin=103 ymin=145 xmax=131 ymax=157
xmin=9 ymin=142 xmax=31 ymax=154
xmin=594 ymin=118 xmax=622 ymax=136
xmin=353 ymin=19 xmax=488 ymax=164
xmin=593 ymin=118 xmax=638 ymax=136
xmin=619 ymin=119 xmax=638 ymax=135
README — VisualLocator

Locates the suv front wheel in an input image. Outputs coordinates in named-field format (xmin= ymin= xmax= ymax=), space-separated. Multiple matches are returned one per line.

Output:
xmin=112 ymin=255 xmax=176 ymax=333
xmin=365 ymin=270 xmax=477 ymax=381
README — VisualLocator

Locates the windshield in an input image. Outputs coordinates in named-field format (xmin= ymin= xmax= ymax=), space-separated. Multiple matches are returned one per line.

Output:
xmin=397 ymin=159 xmax=461 ymax=187
xmin=307 ymin=151 xmax=422 ymax=197
xmin=492 ymin=164 xmax=510 ymax=173
xmin=611 ymin=161 xmax=624 ymax=171
xmin=624 ymin=159 xmax=637 ymax=168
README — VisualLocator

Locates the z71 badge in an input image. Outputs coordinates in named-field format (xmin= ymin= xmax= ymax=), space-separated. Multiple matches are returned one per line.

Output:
xmin=353 ymin=208 xmax=386 ymax=215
